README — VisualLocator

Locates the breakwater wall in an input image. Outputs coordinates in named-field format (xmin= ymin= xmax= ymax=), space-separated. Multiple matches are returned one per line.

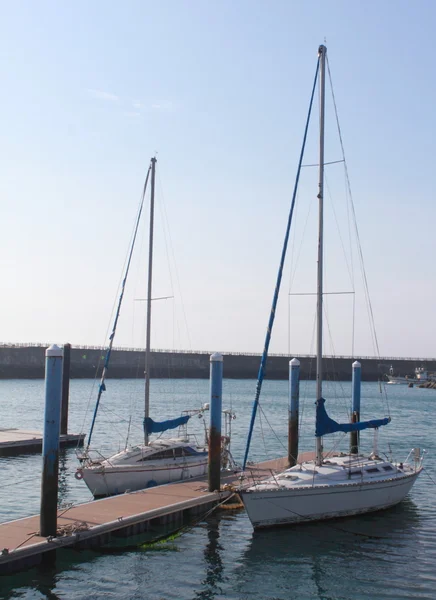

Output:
xmin=1 ymin=344 xmax=435 ymax=381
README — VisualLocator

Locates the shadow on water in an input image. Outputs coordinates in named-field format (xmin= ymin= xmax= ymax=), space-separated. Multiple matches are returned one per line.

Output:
xmin=0 ymin=500 xmax=424 ymax=600
xmin=0 ymin=514 xmax=227 ymax=600
xmin=193 ymin=515 xmax=224 ymax=600
xmin=234 ymin=499 xmax=423 ymax=600
xmin=0 ymin=522 xmax=182 ymax=600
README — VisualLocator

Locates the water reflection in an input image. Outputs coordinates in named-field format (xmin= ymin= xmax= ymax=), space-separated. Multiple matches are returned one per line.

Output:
xmin=31 ymin=562 xmax=62 ymax=600
xmin=0 ymin=501 xmax=428 ymax=600
xmin=235 ymin=500 xmax=422 ymax=600
xmin=57 ymin=449 xmax=69 ymax=507
xmin=194 ymin=516 xmax=224 ymax=600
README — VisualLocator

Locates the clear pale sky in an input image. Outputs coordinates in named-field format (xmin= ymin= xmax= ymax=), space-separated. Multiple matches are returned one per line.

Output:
xmin=1 ymin=1 xmax=434 ymax=359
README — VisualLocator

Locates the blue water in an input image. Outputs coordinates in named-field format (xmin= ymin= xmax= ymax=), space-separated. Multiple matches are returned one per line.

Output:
xmin=0 ymin=378 xmax=435 ymax=599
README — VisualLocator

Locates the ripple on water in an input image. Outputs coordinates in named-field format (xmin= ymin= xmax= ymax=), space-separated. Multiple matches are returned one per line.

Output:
xmin=0 ymin=379 xmax=435 ymax=600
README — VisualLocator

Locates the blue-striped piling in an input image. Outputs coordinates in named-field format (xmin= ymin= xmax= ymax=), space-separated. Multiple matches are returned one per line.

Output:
xmin=289 ymin=358 xmax=300 ymax=466
xmin=40 ymin=344 xmax=63 ymax=538
xmin=350 ymin=360 xmax=361 ymax=454
xmin=208 ymin=352 xmax=223 ymax=492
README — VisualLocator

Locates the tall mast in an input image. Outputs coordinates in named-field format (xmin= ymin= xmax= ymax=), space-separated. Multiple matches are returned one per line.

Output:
xmin=316 ymin=45 xmax=326 ymax=466
xmin=144 ymin=156 xmax=157 ymax=445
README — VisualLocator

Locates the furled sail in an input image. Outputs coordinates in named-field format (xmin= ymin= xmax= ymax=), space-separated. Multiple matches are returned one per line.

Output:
xmin=143 ymin=415 xmax=190 ymax=435
xmin=315 ymin=398 xmax=390 ymax=437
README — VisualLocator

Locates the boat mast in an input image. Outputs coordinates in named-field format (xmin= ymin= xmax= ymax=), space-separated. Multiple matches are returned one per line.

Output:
xmin=144 ymin=156 xmax=157 ymax=445
xmin=316 ymin=45 xmax=326 ymax=466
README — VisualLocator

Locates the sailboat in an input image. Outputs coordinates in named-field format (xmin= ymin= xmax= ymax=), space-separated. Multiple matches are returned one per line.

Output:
xmin=239 ymin=45 xmax=424 ymax=529
xmin=76 ymin=157 xmax=235 ymax=497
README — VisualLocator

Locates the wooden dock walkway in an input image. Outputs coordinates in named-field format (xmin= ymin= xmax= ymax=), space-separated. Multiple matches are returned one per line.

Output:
xmin=0 ymin=456 xmax=289 ymax=575
xmin=0 ymin=429 xmax=84 ymax=456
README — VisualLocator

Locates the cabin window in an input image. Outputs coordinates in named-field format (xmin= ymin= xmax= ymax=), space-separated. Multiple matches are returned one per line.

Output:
xmin=174 ymin=447 xmax=193 ymax=458
xmin=365 ymin=467 xmax=380 ymax=473
xmin=382 ymin=465 xmax=393 ymax=471
xmin=350 ymin=470 xmax=362 ymax=476
xmin=183 ymin=446 xmax=203 ymax=456
xmin=137 ymin=449 xmax=174 ymax=462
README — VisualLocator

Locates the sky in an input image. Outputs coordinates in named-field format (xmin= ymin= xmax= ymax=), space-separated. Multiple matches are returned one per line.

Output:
xmin=0 ymin=1 xmax=435 ymax=359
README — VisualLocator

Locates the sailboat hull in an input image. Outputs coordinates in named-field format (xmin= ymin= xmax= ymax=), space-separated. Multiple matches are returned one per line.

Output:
xmin=81 ymin=457 xmax=208 ymax=497
xmin=240 ymin=469 xmax=421 ymax=529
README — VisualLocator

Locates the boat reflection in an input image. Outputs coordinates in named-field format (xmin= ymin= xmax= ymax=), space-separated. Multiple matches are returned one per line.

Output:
xmin=194 ymin=515 xmax=224 ymax=600
xmin=235 ymin=500 xmax=422 ymax=599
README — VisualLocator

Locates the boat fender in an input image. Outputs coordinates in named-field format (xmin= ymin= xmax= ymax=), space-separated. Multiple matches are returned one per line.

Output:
xmin=75 ymin=469 xmax=84 ymax=480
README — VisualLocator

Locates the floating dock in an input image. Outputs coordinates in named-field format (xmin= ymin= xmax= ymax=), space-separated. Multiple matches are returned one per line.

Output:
xmin=0 ymin=429 xmax=84 ymax=456
xmin=0 ymin=456 xmax=288 ymax=575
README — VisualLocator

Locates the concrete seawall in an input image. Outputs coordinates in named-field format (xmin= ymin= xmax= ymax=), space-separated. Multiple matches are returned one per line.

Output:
xmin=1 ymin=344 xmax=435 ymax=381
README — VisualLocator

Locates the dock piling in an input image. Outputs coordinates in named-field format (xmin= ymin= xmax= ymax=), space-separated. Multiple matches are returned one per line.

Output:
xmin=208 ymin=352 xmax=223 ymax=492
xmin=40 ymin=344 xmax=63 ymax=539
xmin=350 ymin=360 xmax=361 ymax=454
xmin=61 ymin=342 xmax=71 ymax=436
xmin=288 ymin=358 xmax=300 ymax=467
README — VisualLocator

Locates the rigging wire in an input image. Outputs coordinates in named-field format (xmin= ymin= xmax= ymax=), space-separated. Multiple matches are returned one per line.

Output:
xmin=78 ymin=172 xmax=153 ymax=445
xmin=155 ymin=167 xmax=206 ymax=406
xmin=324 ymin=173 xmax=355 ymax=292
xmin=322 ymin=302 xmax=351 ymax=416
xmin=261 ymin=405 xmax=288 ymax=454
xmin=86 ymin=164 xmax=152 ymax=449
xmin=287 ymin=190 xmax=314 ymax=357
xmin=287 ymin=193 xmax=315 ymax=298
xmin=325 ymin=61 xmax=375 ymax=352
xmin=156 ymin=167 xmax=193 ymax=353
xmin=243 ymin=59 xmax=320 ymax=470
xmin=326 ymin=56 xmax=391 ymax=417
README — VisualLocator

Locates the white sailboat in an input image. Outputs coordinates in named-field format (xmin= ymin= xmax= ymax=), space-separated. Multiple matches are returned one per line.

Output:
xmin=76 ymin=158 xmax=235 ymax=497
xmin=239 ymin=45 xmax=424 ymax=529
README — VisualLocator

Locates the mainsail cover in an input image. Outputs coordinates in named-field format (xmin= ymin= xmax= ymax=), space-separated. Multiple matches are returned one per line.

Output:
xmin=143 ymin=415 xmax=190 ymax=435
xmin=315 ymin=398 xmax=390 ymax=437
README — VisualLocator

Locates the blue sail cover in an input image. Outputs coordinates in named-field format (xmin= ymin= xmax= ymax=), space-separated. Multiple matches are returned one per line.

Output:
xmin=315 ymin=398 xmax=390 ymax=437
xmin=143 ymin=415 xmax=190 ymax=435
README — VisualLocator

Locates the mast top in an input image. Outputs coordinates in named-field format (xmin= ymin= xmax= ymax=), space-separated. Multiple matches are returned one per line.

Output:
xmin=318 ymin=44 xmax=326 ymax=56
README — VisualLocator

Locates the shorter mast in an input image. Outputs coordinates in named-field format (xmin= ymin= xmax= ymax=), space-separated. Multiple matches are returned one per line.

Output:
xmin=144 ymin=156 xmax=157 ymax=446
xmin=315 ymin=44 xmax=326 ymax=466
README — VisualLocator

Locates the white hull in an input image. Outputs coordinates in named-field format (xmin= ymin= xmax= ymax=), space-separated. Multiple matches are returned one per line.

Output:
xmin=386 ymin=376 xmax=421 ymax=385
xmin=386 ymin=367 xmax=434 ymax=385
xmin=81 ymin=457 xmax=208 ymax=497
xmin=241 ymin=469 xmax=421 ymax=529
xmin=78 ymin=438 xmax=210 ymax=497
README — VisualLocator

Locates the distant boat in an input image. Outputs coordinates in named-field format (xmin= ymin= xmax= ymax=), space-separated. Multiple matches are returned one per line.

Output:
xmin=239 ymin=45 xmax=424 ymax=529
xmin=386 ymin=365 xmax=435 ymax=385
xmin=76 ymin=157 xmax=236 ymax=497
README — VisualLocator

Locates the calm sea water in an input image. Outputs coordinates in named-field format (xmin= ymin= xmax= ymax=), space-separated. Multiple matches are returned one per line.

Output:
xmin=0 ymin=377 xmax=435 ymax=599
